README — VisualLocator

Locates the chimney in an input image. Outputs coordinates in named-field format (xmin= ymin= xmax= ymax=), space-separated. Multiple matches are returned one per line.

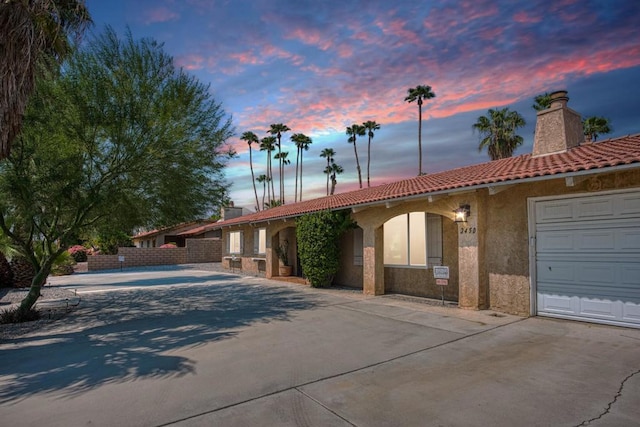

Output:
xmin=220 ymin=201 xmax=243 ymax=221
xmin=532 ymin=90 xmax=583 ymax=157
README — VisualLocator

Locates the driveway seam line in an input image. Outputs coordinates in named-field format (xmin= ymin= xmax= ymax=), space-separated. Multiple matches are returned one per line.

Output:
xmin=294 ymin=387 xmax=359 ymax=427
xmin=155 ymin=317 xmax=527 ymax=427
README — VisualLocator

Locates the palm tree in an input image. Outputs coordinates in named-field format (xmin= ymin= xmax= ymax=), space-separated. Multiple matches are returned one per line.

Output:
xmin=404 ymin=85 xmax=436 ymax=175
xmin=346 ymin=124 xmax=366 ymax=188
xmin=362 ymin=120 xmax=380 ymax=187
xmin=259 ymin=136 xmax=276 ymax=205
xmin=0 ymin=0 xmax=91 ymax=159
xmin=240 ymin=131 xmax=260 ymax=211
xmin=274 ymin=151 xmax=290 ymax=202
xmin=255 ymin=174 xmax=269 ymax=210
xmin=532 ymin=92 xmax=552 ymax=111
xmin=291 ymin=133 xmax=312 ymax=202
xmin=583 ymin=116 xmax=612 ymax=142
xmin=320 ymin=148 xmax=336 ymax=196
xmin=473 ymin=107 xmax=526 ymax=160
xmin=267 ymin=123 xmax=291 ymax=203
xmin=328 ymin=161 xmax=344 ymax=195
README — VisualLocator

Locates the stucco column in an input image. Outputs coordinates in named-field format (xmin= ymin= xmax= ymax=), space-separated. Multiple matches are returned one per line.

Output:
xmin=457 ymin=196 xmax=489 ymax=309
xmin=362 ymin=225 xmax=384 ymax=295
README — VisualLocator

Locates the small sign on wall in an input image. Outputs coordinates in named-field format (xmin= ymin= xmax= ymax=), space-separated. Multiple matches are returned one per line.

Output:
xmin=118 ymin=256 xmax=125 ymax=263
xmin=435 ymin=278 xmax=448 ymax=286
xmin=433 ymin=266 xmax=449 ymax=279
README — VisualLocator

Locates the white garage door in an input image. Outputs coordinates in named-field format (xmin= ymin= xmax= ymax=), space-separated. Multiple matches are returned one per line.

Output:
xmin=534 ymin=190 xmax=640 ymax=328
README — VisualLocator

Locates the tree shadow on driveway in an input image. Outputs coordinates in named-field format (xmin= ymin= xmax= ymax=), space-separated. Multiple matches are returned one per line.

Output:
xmin=0 ymin=280 xmax=321 ymax=403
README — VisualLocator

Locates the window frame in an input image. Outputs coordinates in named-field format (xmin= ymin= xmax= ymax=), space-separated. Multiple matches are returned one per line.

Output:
xmin=228 ymin=230 xmax=243 ymax=255
xmin=383 ymin=212 xmax=442 ymax=268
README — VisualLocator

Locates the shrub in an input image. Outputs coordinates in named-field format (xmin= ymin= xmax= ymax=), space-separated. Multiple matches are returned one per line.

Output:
xmin=296 ymin=210 xmax=355 ymax=287
xmin=67 ymin=245 xmax=88 ymax=262
xmin=0 ymin=307 xmax=41 ymax=324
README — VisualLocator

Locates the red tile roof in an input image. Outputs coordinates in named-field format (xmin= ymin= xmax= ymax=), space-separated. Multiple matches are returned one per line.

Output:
xmin=215 ymin=134 xmax=640 ymax=228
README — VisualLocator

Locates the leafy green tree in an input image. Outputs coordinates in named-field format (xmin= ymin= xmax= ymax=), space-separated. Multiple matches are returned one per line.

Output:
xmin=404 ymin=85 xmax=436 ymax=175
xmin=267 ymin=123 xmax=290 ymax=203
xmin=260 ymin=136 xmax=276 ymax=205
xmin=532 ymin=92 xmax=552 ymax=111
xmin=346 ymin=123 xmax=366 ymax=188
xmin=241 ymin=131 xmax=260 ymax=211
xmin=473 ymin=107 xmax=526 ymax=160
xmin=296 ymin=210 xmax=355 ymax=287
xmin=583 ymin=116 xmax=612 ymax=142
xmin=363 ymin=120 xmax=380 ymax=187
xmin=291 ymin=133 xmax=312 ymax=202
xmin=0 ymin=27 xmax=234 ymax=314
xmin=320 ymin=148 xmax=336 ymax=196
xmin=0 ymin=0 xmax=91 ymax=159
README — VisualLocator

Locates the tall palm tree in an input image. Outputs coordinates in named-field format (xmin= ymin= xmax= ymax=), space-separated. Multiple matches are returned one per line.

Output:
xmin=291 ymin=133 xmax=312 ymax=202
xmin=255 ymin=174 xmax=269 ymax=210
xmin=472 ymin=107 xmax=526 ymax=160
xmin=267 ymin=123 xmax=291 ymax=203
xmin=404 ymin=85 xmax=436 ymax=175
xmin=274 ymin=151 xmax=290 ymax=201
xmin=362 ymin=120 xmax=380 ymax=187
xmin=259 ymin=136 xmax=276 ymax=205
xmin=0 ymin=0 xmax=91 ymax=159
xmin=320 ymin=148 xmax=336 ymax=196
xmin=346 ymin=124 xmax=366 ymax=188
xmin=583 ymin=116 xmax=612 ymax=142
xmin=532 ymin=92 xmax=552 ymax=111
xmin=240 ymin=131 xmax=260 ymax=211
xmin=328 ymin=161 xmax=344 ymax=195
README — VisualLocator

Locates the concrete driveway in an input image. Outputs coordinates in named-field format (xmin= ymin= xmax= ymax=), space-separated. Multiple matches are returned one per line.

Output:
xmin=1 ymin=266 xmax=638 ymax=427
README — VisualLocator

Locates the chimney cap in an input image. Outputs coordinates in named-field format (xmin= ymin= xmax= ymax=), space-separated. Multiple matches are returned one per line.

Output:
xmin=549 ymin=90 xmax=569 ymax=108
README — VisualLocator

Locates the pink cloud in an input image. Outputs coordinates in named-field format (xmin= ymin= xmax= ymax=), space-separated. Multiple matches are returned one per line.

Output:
xmin=175 ymin=53 xmax=204 ymax=70
xmin=143 ymin=7 xmax=179 ymax=25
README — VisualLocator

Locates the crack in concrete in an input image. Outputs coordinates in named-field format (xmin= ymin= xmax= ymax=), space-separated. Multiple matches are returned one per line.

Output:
xmin=575 ymin=368 xmax=640 ymax=426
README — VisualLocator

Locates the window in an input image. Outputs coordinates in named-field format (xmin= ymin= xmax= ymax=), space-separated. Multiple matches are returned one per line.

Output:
xmin=253 ymin=228 xmax=266 ymax=255
xmin=228 ymin=231 xmax=243 ymax=254
xmin=353 ymin=227 xmax=363 ymax=266
xmin=383 ymin=212 xmax=442 ymax=267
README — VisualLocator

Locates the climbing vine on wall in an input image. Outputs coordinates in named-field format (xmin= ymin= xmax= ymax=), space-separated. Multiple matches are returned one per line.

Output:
xmin=296 ymin=209 xmax=355 ymax=287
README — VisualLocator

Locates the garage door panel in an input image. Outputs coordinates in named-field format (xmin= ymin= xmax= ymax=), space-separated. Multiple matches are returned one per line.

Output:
xmin=535 ymin=191 xmax=640 ymax=328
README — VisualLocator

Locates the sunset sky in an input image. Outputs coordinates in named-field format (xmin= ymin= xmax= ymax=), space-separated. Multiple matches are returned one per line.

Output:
xmin=86 ymin=0 xmax=640 ymax=210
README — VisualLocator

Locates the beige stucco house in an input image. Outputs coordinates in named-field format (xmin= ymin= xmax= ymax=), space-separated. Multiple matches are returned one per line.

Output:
xmin=215 ymin=91 xmax=640 ymax=329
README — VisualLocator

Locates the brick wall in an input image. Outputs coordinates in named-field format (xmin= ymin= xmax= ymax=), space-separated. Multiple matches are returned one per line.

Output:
xmin=88 ymin=238 xmax=222 ymax=271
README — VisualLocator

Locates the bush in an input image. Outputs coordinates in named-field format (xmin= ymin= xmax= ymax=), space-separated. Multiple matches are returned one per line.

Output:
xmin=296 ymin=210 xmax=355 ymax=287
xmin=0 ymin=307 xmax=41 ymax=324
xmin=67 ymin=245 xmax=88 ymax=262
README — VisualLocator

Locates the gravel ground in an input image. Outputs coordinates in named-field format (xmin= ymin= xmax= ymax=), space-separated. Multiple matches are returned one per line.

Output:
xmin=0 ymin=286 xmax=79 ymax=341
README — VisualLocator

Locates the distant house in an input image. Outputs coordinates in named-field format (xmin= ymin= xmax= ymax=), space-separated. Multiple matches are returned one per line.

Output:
xmin=213 ymin=91 xmax=640 ymax=329
xmin=132 ymin=220 xmax=215 ymax=248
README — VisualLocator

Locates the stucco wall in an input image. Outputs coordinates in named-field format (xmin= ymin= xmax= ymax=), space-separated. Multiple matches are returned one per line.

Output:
xmin=484 ymin=169 xmax=640 ymax=316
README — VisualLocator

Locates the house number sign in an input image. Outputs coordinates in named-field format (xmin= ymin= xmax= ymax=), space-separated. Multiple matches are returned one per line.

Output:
xmin=459 ymin=227 xmax=477 ymax=234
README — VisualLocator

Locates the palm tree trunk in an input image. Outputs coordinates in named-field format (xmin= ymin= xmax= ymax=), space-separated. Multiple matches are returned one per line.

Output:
xmin=367 ymin=135 xmax=372 ymax=187
xmin=294 ymin=147 xmax=300 ymax=203
xmin=277 ymin=137 xmax=284 ymax=203
xmin=353 ymin=141 xmax=362 ymax=189
xmin=299 ymin=150 xmax=304 ymax=201
xmin=249 ymin=148 xmax=259 ymax=211
xmin=418 ymin=103 xmax=423 ymax=175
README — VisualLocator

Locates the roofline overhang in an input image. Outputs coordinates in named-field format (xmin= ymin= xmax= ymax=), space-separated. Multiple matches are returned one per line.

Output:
xmin=220 ymin=162 xmax=640 ymax=228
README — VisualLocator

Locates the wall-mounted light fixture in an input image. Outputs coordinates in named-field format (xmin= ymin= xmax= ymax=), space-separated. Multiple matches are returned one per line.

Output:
xmin=454 ymin=204 xmax=471 ymax=223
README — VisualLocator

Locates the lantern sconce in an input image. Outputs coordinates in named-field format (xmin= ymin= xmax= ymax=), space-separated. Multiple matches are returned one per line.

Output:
xmin=454 ymin=204 xmax=471 ymax=223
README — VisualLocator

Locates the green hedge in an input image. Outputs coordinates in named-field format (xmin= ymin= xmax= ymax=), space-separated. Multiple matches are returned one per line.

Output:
xmin=296 ymin=210 xmax=355 ymax=287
